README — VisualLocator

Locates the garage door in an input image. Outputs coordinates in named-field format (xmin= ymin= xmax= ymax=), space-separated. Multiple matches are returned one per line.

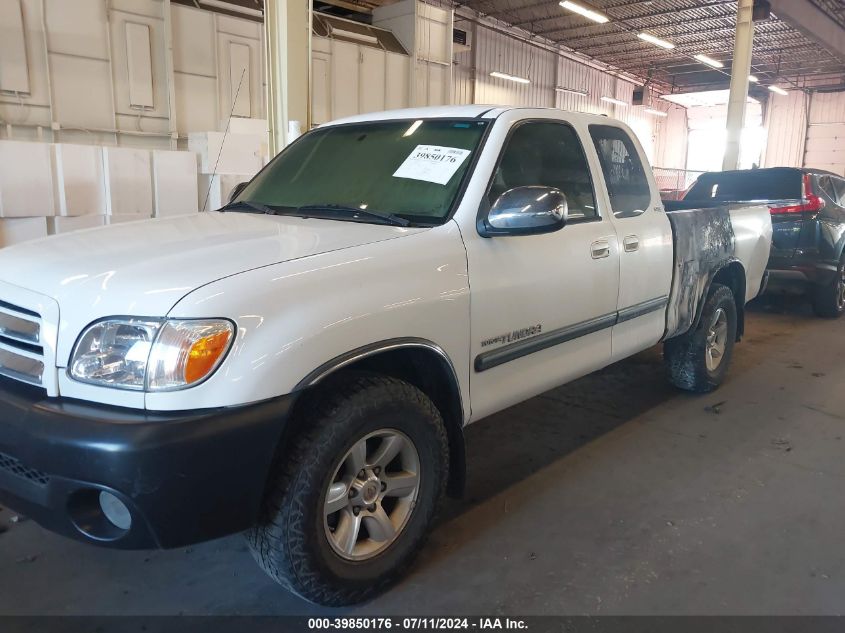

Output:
xmin=804 ymin=92 xmax=845 ymax=176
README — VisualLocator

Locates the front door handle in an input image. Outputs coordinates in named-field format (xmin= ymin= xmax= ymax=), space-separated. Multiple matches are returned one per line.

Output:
xmin=590 ymin=240 xmax=610 ymax=259
xmin=623 ymin=235 xmax=640 ymax=252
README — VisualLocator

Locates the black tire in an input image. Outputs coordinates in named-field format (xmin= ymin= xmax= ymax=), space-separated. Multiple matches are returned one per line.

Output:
xmin=246 ymin=373 xmax=449 ymax=606
xmin=664 ymin=283 xmax=737 ymax=393
xmin=811 ymin=257 xmax=845 ymax=319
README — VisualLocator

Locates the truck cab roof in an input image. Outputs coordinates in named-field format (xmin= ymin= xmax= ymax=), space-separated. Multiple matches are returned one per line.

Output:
xmin=325 ymin=104 xmax=617 ymax=127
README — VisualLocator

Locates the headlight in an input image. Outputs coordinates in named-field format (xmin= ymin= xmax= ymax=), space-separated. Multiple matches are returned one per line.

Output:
xmin=70 ymin=318 xmax=235 ymax=391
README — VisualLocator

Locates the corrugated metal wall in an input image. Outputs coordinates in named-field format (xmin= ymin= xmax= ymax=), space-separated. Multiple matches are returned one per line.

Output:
xmin=763 ymin=90 xmax=845 ymax=175
xmin=762 ymin=91 xmax=809 ymax=169
xmin=451 ymin=19 xmax=684 ymax=167
xmin=653 ymin=106 xmax=689 ymax=171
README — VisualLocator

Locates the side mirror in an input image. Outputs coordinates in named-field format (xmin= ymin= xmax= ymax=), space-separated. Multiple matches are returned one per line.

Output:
xmin=228 ymin=182 xmax=249 ymax=204
xmin=478 ymin=186 xmax=568 ymax=237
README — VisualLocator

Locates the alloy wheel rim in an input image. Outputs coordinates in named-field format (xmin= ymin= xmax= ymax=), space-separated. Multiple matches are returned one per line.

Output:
xmin=323 ymin=429 xmax=421 ymax=561
xmin=705 ymin=307 xmax=728 ymax=372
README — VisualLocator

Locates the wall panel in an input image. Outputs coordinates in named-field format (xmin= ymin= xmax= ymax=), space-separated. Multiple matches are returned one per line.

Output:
xmin=473 ymin=26 xmax=555 ymax=107
xmin=1 ymin=1 xmax=265 ymax=148
xmin=0 ymin=0 xmax=30 ymax=93
xmin=805 ymin=91 xmax=845 ymax=175
xmin=762 ymin=91 xmax=808 ymax=169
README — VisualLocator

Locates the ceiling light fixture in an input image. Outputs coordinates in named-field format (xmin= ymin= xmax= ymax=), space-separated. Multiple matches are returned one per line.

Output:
xmin=694 ymin=54 xmax=724 ymax=68
xmin=644 ymin=108 xmax=668 ymax=117
xmin=331 ymin=28 xmax=380 ymax=45
xmin=601 ymin=96 xmax=628 ymax=106
xmin=555 ymin=87 xmax=589 ymax=96
xmin=638 ymin=33 xmax=675 ymax=49
xmin=490 ymin=71 xmax=531 ymax=84
xmin=559 ymin=1 xmax=609 ymax=24
xmin=768 ymin=85 xmax=788 ymax=96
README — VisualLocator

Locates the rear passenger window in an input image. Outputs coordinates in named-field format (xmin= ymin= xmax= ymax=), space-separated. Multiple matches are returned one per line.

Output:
xmin=488 ymin=121 xmax=597 ymax=220
xmin=589 ymin=125 xmax=651 ymax=218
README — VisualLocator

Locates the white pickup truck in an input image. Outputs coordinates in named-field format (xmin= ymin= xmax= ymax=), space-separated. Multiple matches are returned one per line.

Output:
xmin=0 ymin=105 xmax=771 ymax=605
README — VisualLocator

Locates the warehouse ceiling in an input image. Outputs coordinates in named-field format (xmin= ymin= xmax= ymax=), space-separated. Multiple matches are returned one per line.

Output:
xmin=455 ymin=0 xmax=845 ymax=92
xmin=189 ymin=0 xmax=845 ymax=93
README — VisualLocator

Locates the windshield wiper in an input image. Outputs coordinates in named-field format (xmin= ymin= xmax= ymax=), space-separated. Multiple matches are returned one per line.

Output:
xmin=296 ymin=204 xmax=411 ymax=227
xmin=218 ymin=200 xmax=280 ymax=214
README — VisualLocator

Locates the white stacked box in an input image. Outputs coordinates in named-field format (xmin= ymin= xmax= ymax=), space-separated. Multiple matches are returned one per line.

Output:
xmin=0 ymin=140 xmax=55 ymax=218
xmin=226 ymin=118 xmax=268 ymax=136
xmin=198 ymin=174 xmax=246 ymax=212
xmin=0 ymin=140 xmax=54 ymax=247
xmin=47 ymin=215 xmax=107 ymax=234
xmin=102 ymin=146 xmax=153 ymax=217
xmin=0 ymin=218 xmax=48 ymax=247
xmin=189 ymin=131 xmax=266 ymax=176
xmin=152 ymin=150 xmax=199 ymax=218
xmin=53 ymin=143 xmax=107 ymax=216
xmin=107 ymin=215 xmax=150 ymax=225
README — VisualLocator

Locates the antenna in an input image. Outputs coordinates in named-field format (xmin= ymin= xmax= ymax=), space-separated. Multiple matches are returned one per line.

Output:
xmin=202 ymin=67 xmax=247 ymax=213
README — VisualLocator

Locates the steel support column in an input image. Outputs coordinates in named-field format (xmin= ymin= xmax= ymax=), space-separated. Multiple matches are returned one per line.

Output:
xmin=722 ymin=0 xmax=754 ymax=171
xmin=264 ymin=0 xmax=311 ymax=157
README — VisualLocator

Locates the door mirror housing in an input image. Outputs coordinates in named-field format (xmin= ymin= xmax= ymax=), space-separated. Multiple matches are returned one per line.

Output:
xmin=228 ymin=182 xmax=249 ymax=204
xmin=478 ymin=186 xmax=568 ymax=237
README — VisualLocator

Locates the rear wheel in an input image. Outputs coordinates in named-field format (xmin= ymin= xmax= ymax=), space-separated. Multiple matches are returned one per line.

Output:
xmin=811 ymin=257 xmax=845 ymax=319
xmin=664 ymin=283 xmax=737 ymax=393
xmin=247 ymin=373 xmax=448 ymax=606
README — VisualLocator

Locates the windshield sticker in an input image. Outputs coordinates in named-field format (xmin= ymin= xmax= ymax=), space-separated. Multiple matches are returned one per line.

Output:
xmin=392 ymin=145 xmax=472 ymax=186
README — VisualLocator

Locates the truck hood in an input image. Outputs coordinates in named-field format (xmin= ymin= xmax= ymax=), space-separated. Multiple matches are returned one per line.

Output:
xmin=0 ymin=212 xmax=424 ymax=318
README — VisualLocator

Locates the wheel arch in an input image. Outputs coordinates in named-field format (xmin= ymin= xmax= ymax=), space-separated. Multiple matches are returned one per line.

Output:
xmin=293 ymin=338 xmax=467 ymax=498
xmin=695 ymin=260 xmax=746 ymax=341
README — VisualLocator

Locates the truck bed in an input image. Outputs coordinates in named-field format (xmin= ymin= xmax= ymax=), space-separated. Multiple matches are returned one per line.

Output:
xmin=664 ymin=203 xmax=772 ymax=340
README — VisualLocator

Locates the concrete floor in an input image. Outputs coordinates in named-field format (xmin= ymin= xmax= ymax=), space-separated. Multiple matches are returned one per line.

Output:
xmin=2 ymin=296 xmax=845 ymax=615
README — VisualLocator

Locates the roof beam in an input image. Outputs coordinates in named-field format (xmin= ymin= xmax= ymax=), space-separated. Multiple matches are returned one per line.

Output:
xmin=574 ymin=26 xmax=799 ymax=57
xmin=553 ymin=19 xmax=791 ymax=47
xmin=769 ymin=0 xmax=845 ymax=61
xmin=514 ymin=0 xmax=734 ymax=31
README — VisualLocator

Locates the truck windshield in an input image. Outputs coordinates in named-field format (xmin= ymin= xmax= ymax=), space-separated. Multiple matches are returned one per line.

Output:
xmin=233 ymin=119 xmax=489 ymax=225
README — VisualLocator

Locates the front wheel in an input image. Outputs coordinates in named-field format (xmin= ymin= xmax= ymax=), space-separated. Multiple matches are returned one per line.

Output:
xmin=664 ymin=283 xmax=737 ymax=393
xmin=247 ymin=373 xmax=449 ymax=606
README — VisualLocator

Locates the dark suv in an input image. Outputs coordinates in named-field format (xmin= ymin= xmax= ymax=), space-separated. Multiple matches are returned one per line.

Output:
xmin=683 ymin=167 xmax=845 ymax=318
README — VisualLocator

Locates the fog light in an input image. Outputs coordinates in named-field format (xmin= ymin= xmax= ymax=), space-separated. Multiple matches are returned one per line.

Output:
xmin=99 ymin=491 xmax=132 ymax=531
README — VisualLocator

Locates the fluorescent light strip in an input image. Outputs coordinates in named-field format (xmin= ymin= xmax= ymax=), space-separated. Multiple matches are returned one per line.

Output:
xmin=490 ymin=71 xmax=531 ymax=84
xmin=694 ymin=54 xmax=724 ymax=69
xmin=638 ymin=32 xmax=675 ymax=49
xmin=555 ymin=87 xmax=589 ymax=96
xmin=644 ymin=108 xmax=668 ymax=117
xmin=559 ymin=1 xmax=609 ymax=24
xmin=601 ymin=96 xmax=628 ymax=106
xmin=768 ymin=85 xmax=788 ymax=96
xmin=748 ymin=74 xmax=759 ymax=83
xmin=331 ymin=28 xmax=380 ymax=45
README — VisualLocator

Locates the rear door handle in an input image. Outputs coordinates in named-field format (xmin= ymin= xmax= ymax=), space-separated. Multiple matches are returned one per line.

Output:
xmin=590 ymin=240 xmax=610 ymax=259
xmin=623 ymin=235 xmax=639 ymax=252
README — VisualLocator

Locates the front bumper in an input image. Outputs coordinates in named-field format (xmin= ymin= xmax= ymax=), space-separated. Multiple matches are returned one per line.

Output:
xmin=0 ymin=378 xmax=294 ymax=549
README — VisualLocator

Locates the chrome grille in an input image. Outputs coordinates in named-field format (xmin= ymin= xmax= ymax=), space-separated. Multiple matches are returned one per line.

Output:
xmin=0 ymin=300 xmax=46 ymax=388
